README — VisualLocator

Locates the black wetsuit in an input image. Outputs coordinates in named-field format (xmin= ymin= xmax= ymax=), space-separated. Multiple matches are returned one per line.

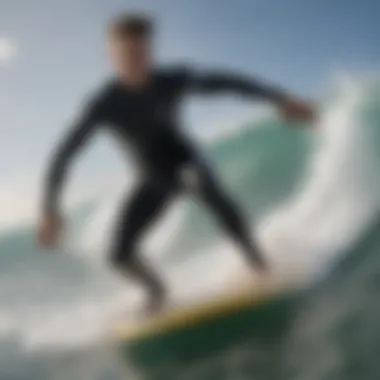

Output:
xmin=43 ymin=66 xmax=286 ymax=268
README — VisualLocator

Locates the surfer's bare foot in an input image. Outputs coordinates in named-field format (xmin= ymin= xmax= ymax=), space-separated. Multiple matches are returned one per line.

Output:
xmin=250 ymin=257 xmax=270 ymax=282
xmin=256 ymin=265 xmax=270 ymax=277
xmin=123 ymin=257 xmax=167 ymax=317
xmin=254 ymin=261 xmax=271 ymax=288
xmin=243 ymin=244 xmax=269 ymax=274
xmin=140 ymin=284 xmax=167 ymax=318
xmin=248 ymin=253 xmax=270 ymax=274
xmin=257 ymin=260 xmax=270 ymax=273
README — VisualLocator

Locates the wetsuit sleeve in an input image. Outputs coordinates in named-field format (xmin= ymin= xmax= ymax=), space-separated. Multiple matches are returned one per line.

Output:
xmin=42 ymin=100 xmax=102 ymax=215
xmin=181 ymin=68 xmax=288 ymax=104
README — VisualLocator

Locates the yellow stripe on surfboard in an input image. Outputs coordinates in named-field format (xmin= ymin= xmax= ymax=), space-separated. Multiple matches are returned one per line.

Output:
xmin=115 ymin=286 xmax=280 ymax=343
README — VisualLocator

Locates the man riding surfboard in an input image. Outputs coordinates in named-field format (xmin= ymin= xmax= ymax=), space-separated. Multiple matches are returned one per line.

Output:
xmin=38 ymin=14 xmax=315 ymax=314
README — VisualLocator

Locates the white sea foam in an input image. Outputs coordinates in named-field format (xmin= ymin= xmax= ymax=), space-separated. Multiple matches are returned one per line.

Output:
xmin=259 ymin=76 xmax=380 ymax=280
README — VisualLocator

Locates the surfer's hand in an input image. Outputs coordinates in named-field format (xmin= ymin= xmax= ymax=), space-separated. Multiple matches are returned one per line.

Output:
xmin=280 ymin=98 xmax=315 ymax=124
xmin=37 ymin=212 xmax=63 ymax=250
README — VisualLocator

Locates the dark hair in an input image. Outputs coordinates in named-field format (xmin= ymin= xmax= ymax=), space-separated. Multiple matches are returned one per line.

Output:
xmin=109 ymin=13 xmax=154 ymax=38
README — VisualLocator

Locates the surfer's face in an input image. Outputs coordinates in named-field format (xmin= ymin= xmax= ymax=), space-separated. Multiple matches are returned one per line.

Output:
xmin=109 ymin=34 xmax=151 ymax=87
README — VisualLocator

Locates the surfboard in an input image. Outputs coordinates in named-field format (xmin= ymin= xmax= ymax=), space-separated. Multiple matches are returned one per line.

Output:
xmin=115 ymin=284 xmax=280 ymax=343
xmin=113 ymin=284 xmax=294 ymax=377
xmin=112 ymin=271 xmax=298 ymax=377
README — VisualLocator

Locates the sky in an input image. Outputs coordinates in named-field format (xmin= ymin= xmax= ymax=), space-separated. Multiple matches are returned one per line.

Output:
xmin=0 ymin=0 xmax=379 ymax=227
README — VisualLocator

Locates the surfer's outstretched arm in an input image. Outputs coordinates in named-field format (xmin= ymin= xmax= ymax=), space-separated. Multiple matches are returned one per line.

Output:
xmin=38 ymin=99 xmax=103 ymax=249
xmin=181 ymin=68 xmax=315 ymax=123
xmin=43 ymin=107 xmax=99 ymax=216
xmin=184 ymin=69 xmax=288 ymax=103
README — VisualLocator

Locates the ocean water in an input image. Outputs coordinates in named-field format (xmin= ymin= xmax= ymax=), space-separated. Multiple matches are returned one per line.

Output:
xmin=1 ymin=76 xmax=380 ymax=379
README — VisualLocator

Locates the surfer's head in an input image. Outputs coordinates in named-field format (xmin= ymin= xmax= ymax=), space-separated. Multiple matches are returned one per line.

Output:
xmin=108 ymin=13 xmax=154 ymax=87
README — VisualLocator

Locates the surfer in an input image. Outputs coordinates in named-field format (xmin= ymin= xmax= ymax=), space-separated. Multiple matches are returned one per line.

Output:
xmin=37 ymin=14 xmax=315 ymax=314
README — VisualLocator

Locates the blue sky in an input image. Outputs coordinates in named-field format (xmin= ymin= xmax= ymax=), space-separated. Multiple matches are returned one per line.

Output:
xmin=0 ymin=0 xmax=379 ymax=226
